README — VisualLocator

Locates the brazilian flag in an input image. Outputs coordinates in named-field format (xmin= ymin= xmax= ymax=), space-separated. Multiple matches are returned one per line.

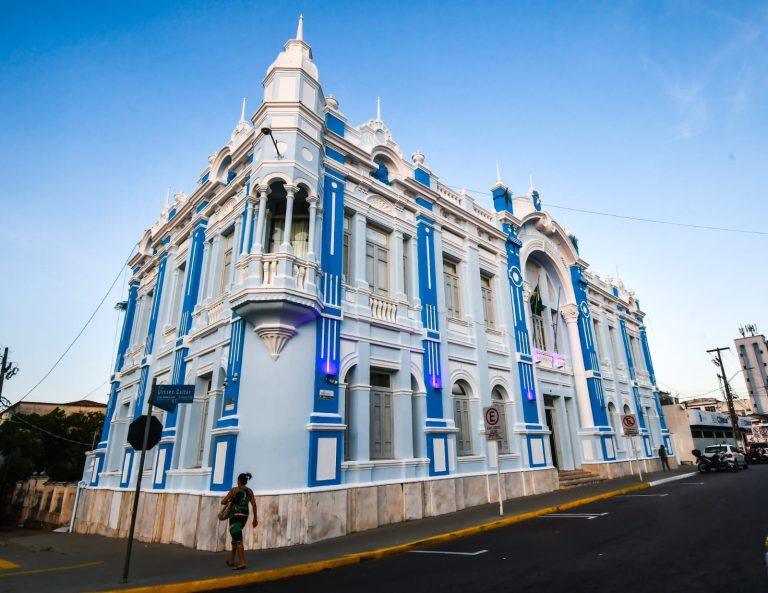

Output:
xmin=530 ymin=282 xmax=545 ymax=316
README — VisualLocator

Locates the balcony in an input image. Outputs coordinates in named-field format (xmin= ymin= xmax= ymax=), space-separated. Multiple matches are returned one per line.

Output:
xmin=228 ymin=252 xmax=321 ymax=360
xmin=533 ymin=347 xmax=568 ymax=371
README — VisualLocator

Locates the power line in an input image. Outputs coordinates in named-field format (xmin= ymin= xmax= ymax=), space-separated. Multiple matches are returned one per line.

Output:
xmin=11 ymin=243 xmax=137 ymax=406
xmin=6 ymin=414 xmax=94 ymax=447
xmin=442 ymin=183 xmax=768 ymax=236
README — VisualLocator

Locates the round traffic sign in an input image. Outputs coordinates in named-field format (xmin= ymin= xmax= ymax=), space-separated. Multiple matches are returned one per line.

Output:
xmin=485 ymin=407 xmax=500 ymax=426
xmin=621 ymin=415 xmax=637 ymax=429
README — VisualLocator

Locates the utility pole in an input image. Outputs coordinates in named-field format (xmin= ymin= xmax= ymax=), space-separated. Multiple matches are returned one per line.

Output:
xmin=708 ymin=347 xmax=747 ymax=450
xmin=0 ymin=347 xmax=20 ymax=411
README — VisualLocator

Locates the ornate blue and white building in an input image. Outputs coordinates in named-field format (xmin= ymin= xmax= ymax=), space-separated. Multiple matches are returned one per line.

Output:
xmin=78 ymin=18 xmax=672 ymax=550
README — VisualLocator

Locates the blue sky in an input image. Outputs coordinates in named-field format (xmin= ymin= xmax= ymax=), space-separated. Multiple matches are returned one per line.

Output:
xmin=2 ymin=1 xmax=767 ymax=406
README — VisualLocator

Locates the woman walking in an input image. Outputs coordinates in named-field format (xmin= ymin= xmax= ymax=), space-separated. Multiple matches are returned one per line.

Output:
xmin=221 ymin=472 xmax=258 ymax=570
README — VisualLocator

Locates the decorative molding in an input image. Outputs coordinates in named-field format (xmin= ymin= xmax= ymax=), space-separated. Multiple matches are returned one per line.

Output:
xmin=367 ymin=195 xmax=395 ymax=215
xmin=560 ymin=303 xmax=579 ymax=322
xmin=255 ymin=324 xmax=297 ymax=361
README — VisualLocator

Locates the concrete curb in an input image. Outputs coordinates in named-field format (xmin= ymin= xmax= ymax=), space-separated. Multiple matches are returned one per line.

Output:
xmin=647 ymin=471 xmax=698 ymax=487
xmin=89 ymin=481 xmax=651 ymax=593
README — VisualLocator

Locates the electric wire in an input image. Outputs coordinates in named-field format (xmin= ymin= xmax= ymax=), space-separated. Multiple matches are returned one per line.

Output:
xmin=6 ymin=414 xmax=94 ymax=447
xmin=442 ymin=183 xmax=768 ymax=236
xmin=10 ymin=243 xmax=138 ymax=406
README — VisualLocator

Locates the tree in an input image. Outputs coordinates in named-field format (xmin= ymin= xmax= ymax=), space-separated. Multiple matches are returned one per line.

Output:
xmin=0 ymin=409 xmax=104 ymax=495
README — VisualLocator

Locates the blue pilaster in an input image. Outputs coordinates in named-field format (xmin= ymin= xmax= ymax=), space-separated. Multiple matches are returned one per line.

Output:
xmin=570 ymin=266 xmax=610 ymax=429
xmin=501 ymin=222 xmax=541 ymax=426
xmin=416 ymin=210 xmax=449 ymax=476
xmin=619 ymin=316 xmax=651 ymax=456
xmin=307 ymin=170 xmax=345 ymax=487
xmin=640 ymin=325 xmax=668 ymax=437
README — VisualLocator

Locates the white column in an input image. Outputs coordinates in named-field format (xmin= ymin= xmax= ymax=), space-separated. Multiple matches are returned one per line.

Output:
xmin=353 ymin=212 xmax=368 ymax=290
xmin=407 ymin=233 xmax=420 ymax=307
xmin=392 ymin=228 xmax=405 ymax=301
xmin=207 ymin=235 xmax=222 ymax=299
xmin=280 ymin=185 xmax=296 ymax=253
xmin=307 ymin=195 xmax=318 ymax=261
xmin=252 ymin=187 xmax=269 ymax=254
xmin=561 ymin=304 xmax=594 ymax=428
xmin=199 ymin=240 xmax=211 ymax=305
xmin=241 ymin=196 xmax=256 ymax=258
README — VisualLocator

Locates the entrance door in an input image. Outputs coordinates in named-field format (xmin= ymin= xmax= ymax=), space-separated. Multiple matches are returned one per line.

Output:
xmin=544 ymin=402 xmax=559 ymax=469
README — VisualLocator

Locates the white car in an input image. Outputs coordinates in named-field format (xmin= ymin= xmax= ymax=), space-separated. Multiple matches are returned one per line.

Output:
xmin=704 ymin=444 xmax=748 ymax=470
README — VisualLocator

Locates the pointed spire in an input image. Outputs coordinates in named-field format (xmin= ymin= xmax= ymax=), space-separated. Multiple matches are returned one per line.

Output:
xmin=496 ymin=161 xmax=502 ymax=185
xmin=165 ymin=187 xmax=171 ymax=207
xmin=240 ymin=97 xmax=247 ymax=121
xmin=296 ymin=14 xmax=304 ymax=41
xmin=529 ymin=174 xmax=534 ymax=194
xmin=376 ymin=96 xmax=381 ymax=122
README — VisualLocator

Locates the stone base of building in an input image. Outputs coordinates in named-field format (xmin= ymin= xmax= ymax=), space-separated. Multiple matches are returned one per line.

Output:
xmin=73 ymin=468 xmax=558 ymax=551
xmin=4 ymin=477 xmax=79 ymax=530
xmin=581 ymin=456 xmax=678 ymax=480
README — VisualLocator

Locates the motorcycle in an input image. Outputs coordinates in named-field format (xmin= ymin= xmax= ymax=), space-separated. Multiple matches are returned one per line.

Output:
xmin=692 ymin=449 xmax=738 ymax=473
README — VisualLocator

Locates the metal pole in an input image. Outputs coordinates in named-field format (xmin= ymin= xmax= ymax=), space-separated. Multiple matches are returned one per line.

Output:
xmin=121 ymin=395 xmax=154 ymax=583
xmin=708 ymin=347 xmax=744 ymax=450
xmin=68 ymin=481 xmax=86 ymax=533
xmin=494 ymin=441 xmax=503 ymax=516
xmin=0 ymin=347 xmax=8 ymax=402
xmin=635 ymin=437 xmax=643 ymax=481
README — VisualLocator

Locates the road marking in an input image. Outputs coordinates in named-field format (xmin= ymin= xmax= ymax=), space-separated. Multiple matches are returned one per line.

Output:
xmin=542 ymin=512 xmax=609 ymax=520
xmin=0 ymin=560 xmax=21 ymax=570
xmin=621 ymin=493 xmax=669 ymax=497
xmin=409 ymin=550 xmax=488 ymax=556
xmin=0 ymin=560 xmax=103 ymax=578
xmin=667 ymin=482 xmax=704 ymax=485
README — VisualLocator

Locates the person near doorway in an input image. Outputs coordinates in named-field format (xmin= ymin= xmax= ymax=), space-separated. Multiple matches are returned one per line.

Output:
xmin=658 ymin=444 xmax=670 ymax=471
xmin=221 ymin=472 xmax=258 ymax=570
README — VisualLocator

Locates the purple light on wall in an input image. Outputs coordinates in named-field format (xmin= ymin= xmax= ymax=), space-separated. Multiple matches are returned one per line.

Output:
xmin=431 ymin=375 xmax=442 ymax=389
xmin=527 ymin=388 xmax=535 ymax=401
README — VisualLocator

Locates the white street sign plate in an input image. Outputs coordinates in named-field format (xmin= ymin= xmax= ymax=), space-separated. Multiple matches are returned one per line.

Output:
xmin=484 ymin=406 xmax=503 ymax=441
xmin=621 ymin=414 xmax=639 ymax=436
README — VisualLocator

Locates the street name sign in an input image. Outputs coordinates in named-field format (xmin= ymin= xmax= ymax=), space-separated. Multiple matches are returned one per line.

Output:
xmin=621 ymin=414 xmax=639 ymax=436
xmin=151 ymin=384 xmax=195 ymax=412
xmin=483 ymin=405 xmax=503 ymax=441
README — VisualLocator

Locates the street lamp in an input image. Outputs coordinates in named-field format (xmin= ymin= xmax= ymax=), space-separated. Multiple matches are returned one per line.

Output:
xmin=261 ymin=127 xmax=283 ymax=159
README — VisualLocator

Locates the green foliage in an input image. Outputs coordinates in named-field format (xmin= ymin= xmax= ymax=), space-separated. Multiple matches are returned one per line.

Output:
xmin=0 ymin=410 xmax=104 ymax=491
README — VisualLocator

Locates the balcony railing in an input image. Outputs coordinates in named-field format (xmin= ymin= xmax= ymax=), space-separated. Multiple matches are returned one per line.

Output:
xmin=533 ymin=347 xmax=567 ymax=370
xmin=369 ymin=294 xmax=397 ymax=323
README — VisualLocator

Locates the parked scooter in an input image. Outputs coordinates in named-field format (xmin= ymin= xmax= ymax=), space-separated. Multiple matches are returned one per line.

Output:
xmin=692 ymin=449 xmax=737 ymax=473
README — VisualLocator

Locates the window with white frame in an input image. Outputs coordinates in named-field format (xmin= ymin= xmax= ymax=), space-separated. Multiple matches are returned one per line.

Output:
xmin=402 ymin=237 xmax=409 ymax=298
xmin=366 ymin=226 xmax=389 ymax=296
xmin=218 ymin=230 xmax=234 ymax=295
xmin=608 ymin=325 xmax=622 ymax=366
xmin=342 ymin=215 xmax=351 ymax=284
xmin=170 ymin=261 xmax=187 ymax=328
xmin=452 ymin=381 xmax=473 ymax=456
xmin=592 ymin=318 xmax=605 ymax=361
xmin=370 ymin=371 xmax=393 ymax=459
xmin=491 ymin=387 xmax=510 ymax=454
xmin=443 ymin=258 xmax=461 ymax=318
xmin=137 ymin=291 xmax=153 ymax=346
xmin=630 ymin=335 xmax=645 ymax=371
xmin=608 ymin=402 xmax=624 ymax=450
xmin=195 ymin=377 xmax=213 ymax=467
xmin=480 ymin=274 xmax=496 ymax=329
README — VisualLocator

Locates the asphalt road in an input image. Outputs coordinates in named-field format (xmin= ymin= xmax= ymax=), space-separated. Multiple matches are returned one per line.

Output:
xmin=218 ymin=466 xmax=768 ymax=593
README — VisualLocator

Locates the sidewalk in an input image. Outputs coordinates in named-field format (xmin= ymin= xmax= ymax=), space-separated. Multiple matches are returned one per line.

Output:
xmin=0 ymin=467 xmax=696 ymax=593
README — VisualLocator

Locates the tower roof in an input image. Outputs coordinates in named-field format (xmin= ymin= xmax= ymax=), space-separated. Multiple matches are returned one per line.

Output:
xmin=265 ymin=14 xmax=319 ymax=82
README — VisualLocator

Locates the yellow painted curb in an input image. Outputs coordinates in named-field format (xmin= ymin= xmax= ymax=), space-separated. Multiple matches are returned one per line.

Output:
xmin=89 ymin=481 xmax=650 ymax=593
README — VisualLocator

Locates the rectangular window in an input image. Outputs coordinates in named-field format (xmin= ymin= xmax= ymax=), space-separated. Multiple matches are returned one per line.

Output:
xmin=480 ymin=274 xmax=495 ymax=329
xmin=138 ymin=291 xmax=154 ymax=345
xmin=342 ymin=215 xmax=351 ymax=284
xmin=219 ymin=231 xmax=234 ymax=295
xmin=195 ymin=378 xmax=213 ymax=467
xmin=443 ymin=258 xmax=461 ymax=318
xmin=170 ymin=262 xmax=187 ymax=327
xmin=608 ymin=325 xmax=621 ymax=365
xmin=630 ymin=336 xmax=645 ymax=371
xmin=454 ymin=398 xmax=472 ymax=456
xmin=592 ymin=319 xmax=604 ymax=360
xmin=532 ymin=315 xmax=547 ymax=350
xmin=550 ymin=310 xmax=560 ymax=353
xmin=366 ymin=226 xmax=389 ymax=296
xmin=370 ymin=372 xmax=393 ymax=459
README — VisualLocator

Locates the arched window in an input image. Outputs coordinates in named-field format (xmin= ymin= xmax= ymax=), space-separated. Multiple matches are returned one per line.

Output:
xmin=216 ymin=155 xmax=232 ymax=183
xmin=452 ymin=381 xmax=473 ymax=456
xmin=491 ymin=387 xmax=510 ymax=454
xmin=608 ymin=402 xmax=623 ymax=451
xmin=370 ymin=371 xmax=393 ymax=460
xmin=343 ymin=367 xmax=354 ymax=461
xmin=265 ymin=183 xmax=310 ymax=257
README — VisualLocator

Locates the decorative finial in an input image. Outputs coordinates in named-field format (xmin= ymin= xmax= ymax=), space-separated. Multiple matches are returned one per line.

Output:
xmin=412 ymin=149 xmax=425 ymax=165
xmin=296 ymin=14 xmax=304 ymax=41
xmin=496 ymin=161 xmax=502 ymax=184
xmin=326 ymin=94 xmax=339 ymax=110
xmin=376 ymin=96 xmax=381 ymax=122
xmin=165 ymin=187 xmax=171 ymax=207
xmin=240 ymin=97 xmax=247 ymax=121
xmin=529 ymin=174 xmax=534 ymax=194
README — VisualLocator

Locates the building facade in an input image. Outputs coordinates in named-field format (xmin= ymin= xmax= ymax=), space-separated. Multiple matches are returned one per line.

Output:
xmin=735 ymin=332 xmax=768 ymax=415
xmin=77 ymin=19 xmax=671 ymax=550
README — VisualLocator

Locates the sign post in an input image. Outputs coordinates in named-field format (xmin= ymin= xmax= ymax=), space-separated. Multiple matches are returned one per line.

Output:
xmin=621 ymin=414 xmax=642 ymax=482
xmin=121 ymin=384 xmax=194 ymax=582
xmin=484 ymin=406 xmax=504 ymax=516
